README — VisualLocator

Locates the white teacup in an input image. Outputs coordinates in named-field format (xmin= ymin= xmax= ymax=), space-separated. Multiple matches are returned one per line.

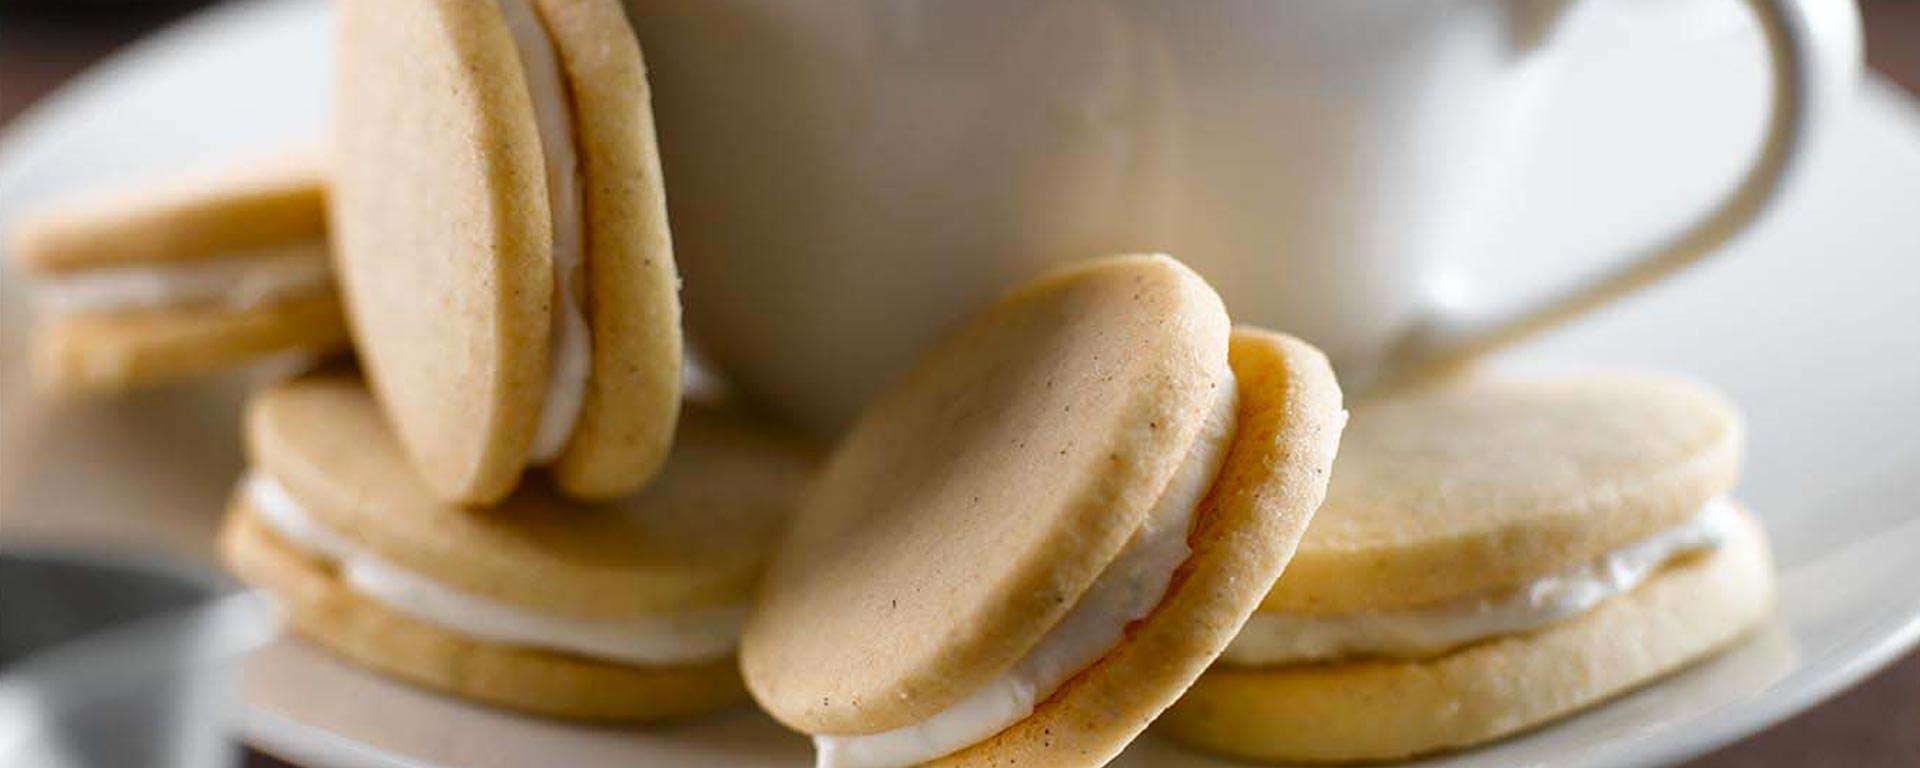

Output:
xmin=627 ymin=0 xmax=1860 ymax=436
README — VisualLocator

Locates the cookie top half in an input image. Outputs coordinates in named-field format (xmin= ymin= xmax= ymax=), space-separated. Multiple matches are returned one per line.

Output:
xmin=742 ymin=255 xmax=1234 ymax=733
xmin=330 ymin=0 xmax=680 ymax=504
xmin=1266 ymin=374 xmax=1743 ymax=613
xmin=11 ymin=149 xmax=325 ymax=274
xmin=246 ymin=374 xmax=811 ymax=617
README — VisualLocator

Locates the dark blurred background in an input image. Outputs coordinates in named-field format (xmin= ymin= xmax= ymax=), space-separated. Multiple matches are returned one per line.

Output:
xmin=1 ymin=1 xmax=1916 ymax=767
xmin=3 ymin=0 xmax=1920 ymax=127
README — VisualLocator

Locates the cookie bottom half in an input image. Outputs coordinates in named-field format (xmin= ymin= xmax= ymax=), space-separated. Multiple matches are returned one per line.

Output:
xmin=1159 ymin=506 xmax=1774 ymax=763
xmin=221 ymin=504 xmax=745 ymax=722
xmin=36 ymin=293 xmax=347 ymax=392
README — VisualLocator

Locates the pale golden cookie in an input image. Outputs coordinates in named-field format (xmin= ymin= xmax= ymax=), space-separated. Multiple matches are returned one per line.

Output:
xmin=530 ymin=0 xmax=682 ymax=499
xmin=223 ymin=511 xmax=744 ymax=722
xmin=930 ymin=328 xmax=1346 ymax=767
xmin=1162 ymin=374 xmax=1766 ymax=762
xmin=244 ymin=374 xmax=810 ymax=617
xmin=331 ymin=0 xmax=680 ymax=504
xmin=741 ymin=255 xmax=1346 ymax=766
xmin=9 ymin=150 xmax=344 ymax=392
xmin=1161 ymin=507 xmax=1773 ymax=762
xmin=34 ymin=293 xmax=345 ymax=392
xmin=11 ymin=149 xmax=326 ymax=273
xmin=1267 ymin=374 xmax=1743 ymax=614
xmin=224 ymin=374 xmax=812 ymax=720
xmin=743 ymin=254 xmax=1233 ymax=732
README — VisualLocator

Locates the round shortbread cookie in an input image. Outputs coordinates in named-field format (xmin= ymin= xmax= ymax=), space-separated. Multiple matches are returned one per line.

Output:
xmin=331 ymin=0 xmax=680 ymax=504
xmin=742 ymin=254 xmax=1234 ymax=734
xmin=221 ymin=511 xmax=744 ymax=722
xmin=528 ymin=0 xmax=682 ymax=498
xmin=244 ymin=374 xmax=811 ymax=618
xmin=33 ymin=293 xmax=346 ymax=392
xmin=10 ymin=148 xmax=343 ymax=392
xmin=331 ymin=0 xmax=551 ymax=505
xmin=10 ymin=149 xmax=326 ymax=274
xmin=1266 ymin=374 xmax=1743 ymax=614
xmin=1160 ymin=506 xmax=1774 ymax=762
xmin=925 ymin=327 xmax=1345 ymax=767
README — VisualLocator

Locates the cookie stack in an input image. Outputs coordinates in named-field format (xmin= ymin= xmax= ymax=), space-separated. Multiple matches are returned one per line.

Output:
xmin=9 ymin=149 xmax=345 ymax=392
xmin=327 ymin=0 xmax=683 ymax=503
xmin=221 ymin=375 xmax=811 ymax=720
xmin=1160 ymin=376 xmax=1773 ymax=762
xmin=742 ymin=256 xmax=1348 ymax=766
xmin=727 ymin=259 xmax=1774 ymax=766
xmin=4 ymin=0 xmax=1778 ymax=761
xmin=215 ymin=0 xmax=814 ymax=723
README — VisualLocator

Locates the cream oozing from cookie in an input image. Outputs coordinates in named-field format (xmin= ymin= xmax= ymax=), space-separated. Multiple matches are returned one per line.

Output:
xmin=497 ymin=0 xmax=593 ymax=465
xmin=34 ymin=244 xmax=332 ymax=314
xmin=1222 ymin=497 xmax=1743 ymax=666
xmin=813 ymin=372 xmax=1240 ymax=768
xmin=242 ymin=472 xmax=744 ymax=665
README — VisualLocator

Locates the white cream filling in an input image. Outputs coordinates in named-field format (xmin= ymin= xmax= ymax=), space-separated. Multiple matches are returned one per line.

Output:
xmin=1221 ymin=497 xmax=1743 ymax=666
xmin=34 ymin=243 xmax=331 ymax=314
xmin=497 ymin=0 xmax=593 ymax=464
xmin=242 ymin=472 xmax=744 ymax=665
xmin=814 ymin=372 xmax=1240 ymax=768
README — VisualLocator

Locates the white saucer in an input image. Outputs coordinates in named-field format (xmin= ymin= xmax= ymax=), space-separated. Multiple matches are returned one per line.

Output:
xmin=2 ymin=1 xmax=1918 ymax=767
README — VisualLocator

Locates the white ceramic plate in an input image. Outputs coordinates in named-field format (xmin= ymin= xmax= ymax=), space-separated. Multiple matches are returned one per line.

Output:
xmin=3 ymin=1 xmax=1918 ymax=767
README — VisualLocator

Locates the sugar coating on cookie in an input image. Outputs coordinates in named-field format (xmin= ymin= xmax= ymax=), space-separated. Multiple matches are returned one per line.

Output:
xmin=743 ymin=255 xmax=1347 ymax=768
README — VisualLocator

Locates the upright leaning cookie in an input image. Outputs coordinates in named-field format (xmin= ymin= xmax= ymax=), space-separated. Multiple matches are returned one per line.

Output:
xmin=1160 ymin=375 xmax=1774 ymax=762
xmin=741 ymin=254 xmax=1347 ymax=767
xmin=220 ymin=374 xmax=812 ymax=721
xmin=9 ymin=151 xmax=344 ymax=392
xmin=331 ymin=0 xmax=680 ymax=502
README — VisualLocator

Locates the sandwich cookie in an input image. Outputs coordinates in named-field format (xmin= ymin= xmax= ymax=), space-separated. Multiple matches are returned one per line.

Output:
xmin=741 ymin=254 xmax=1347 ymax=768
xmin=220 ymin=374 xmax=812 ymax=721
xmin=9 ymin=151 xmax=344 ymax=392
xmin=1160 ymin=375 xmax=1774 ymax=762
xmin=331 ymin=0 xmax=681 ymax=503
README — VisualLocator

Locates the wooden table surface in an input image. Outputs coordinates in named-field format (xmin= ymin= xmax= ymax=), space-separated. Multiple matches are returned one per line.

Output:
xmin=1 ymin=2 xmax=1916 ymax=766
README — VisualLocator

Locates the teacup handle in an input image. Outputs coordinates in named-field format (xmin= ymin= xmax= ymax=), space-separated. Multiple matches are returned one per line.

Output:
xmin=1375 ymin=0 xmax=1861 ymax=387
